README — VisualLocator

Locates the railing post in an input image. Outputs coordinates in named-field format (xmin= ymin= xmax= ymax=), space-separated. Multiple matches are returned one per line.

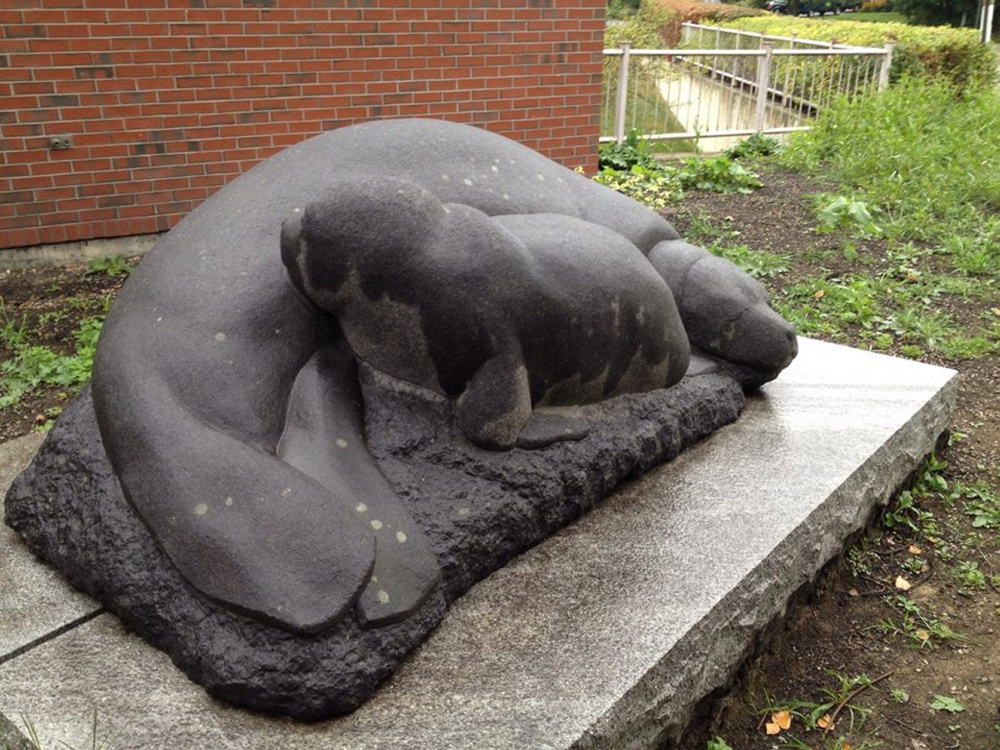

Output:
xmin=878 ymin=42 xmax=895 ymax=91
xmin=614 ymin=42 xmax=631 ymax=145
xmin=754 ymin=42 xmax=773 ymax=132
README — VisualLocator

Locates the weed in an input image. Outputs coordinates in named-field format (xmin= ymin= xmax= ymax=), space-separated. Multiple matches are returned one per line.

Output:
xmin=594 ymin=167 xmax=680 ymax=211
xmin=724 ymin=132 xmax=781 ymax=160
xmin=929 ymin=695 xmax=965 ymax=713
xmin=876 ymin=595 xmax=965 ymax=648
xmin=17 ymin=710 xmax=128 ymax=750
xmin=0 ymin=316 xmax=103 ymax=409
xmin=953 ymin=561 xmax=987 ymax=592
xmin=85 ymin=255 xmax=131 ymax=278
xmin=705 ymin=739 xmax=733 ymax=750
xmin=598 ymin=129 xmax=664 ymax=173
xmin=709 ymin=244 xmax=789 ymax=280
xmin=813 ymin=193 xmax=882 ymax=236
xmin=678 ymin=155 xmax=762 ymax=194
xmin=956 ymin=481 xmax=1000 ymax=529
xmin=889 ymin=687 xmax=909 ymax=704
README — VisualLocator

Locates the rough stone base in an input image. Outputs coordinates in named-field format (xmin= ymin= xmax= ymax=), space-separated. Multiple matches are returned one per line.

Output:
xmin=4 ymin=367 xmax=744 ymax=719
xmin=0 ymin=339 xmax=957 ymax=749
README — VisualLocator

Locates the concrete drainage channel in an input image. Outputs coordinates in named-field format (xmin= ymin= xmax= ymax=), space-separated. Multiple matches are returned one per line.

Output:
xmin=0 ymin=339 xmax=956 ymax=749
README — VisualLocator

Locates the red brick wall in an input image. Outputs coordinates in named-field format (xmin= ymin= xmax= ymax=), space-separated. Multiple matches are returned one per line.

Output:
xmin=0 ymin=0 xmax=605 ymax=250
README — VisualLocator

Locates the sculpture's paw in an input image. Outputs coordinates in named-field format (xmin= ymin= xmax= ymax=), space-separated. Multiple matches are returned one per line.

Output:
xmin=514 ymin=408 xmax=590 ymax=449
xmin=131 ymin=432 xmax=377 ymax=635
xmin=456 ymin=352 xmax=533 ymax=451
xmin=279 ymin=344 xmax=442 ymax=630
xmin=648 ymin=240 xmax=797 ymax=389
xmin=355 ymin=523 xmax=441 ymax=628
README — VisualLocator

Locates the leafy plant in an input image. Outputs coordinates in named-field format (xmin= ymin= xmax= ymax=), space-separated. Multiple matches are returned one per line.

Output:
xmin=595 ymin=166 xmax=682 ymax=210
xmin=0 ymin=316 xmax=104 ymax=409
xmin=813 ymin=194 xmax=882 ymax=236
xmin=957 ymin=481 xmax=1000 ymax=529
xmin=929 ymin=695 xmax=965 ymax=713
xmin=724 ymin=132 xmax=781 ymax=160
xmin=953 ymin=561 xmax=987 ymax=592
xmin=678 ymin=156 xmax=762 ymax=194
xmin=706 ymin=738 xmax=733 ymax=750
xmin=86 ymin=254 xmax=132 ymax=278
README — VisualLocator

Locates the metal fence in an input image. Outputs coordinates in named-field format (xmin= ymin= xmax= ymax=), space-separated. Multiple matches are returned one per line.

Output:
xmin=601 ymin=22 xmax=894 ymax=147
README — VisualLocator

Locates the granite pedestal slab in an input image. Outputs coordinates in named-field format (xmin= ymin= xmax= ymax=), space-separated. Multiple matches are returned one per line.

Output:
xmin=0 ymin=338 xmax=956 ymax=749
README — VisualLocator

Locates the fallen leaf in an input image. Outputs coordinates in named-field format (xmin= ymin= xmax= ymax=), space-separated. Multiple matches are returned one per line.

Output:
xmin=814 ymin=289 xmax=825 ymax=299
xmin=895 ymin=575 xmax=912 ymax=591
xmin=817 ymin=713 xmax=834 ymax=730
xmin=774 ymin=710 xmax=791 ymax=729
xmin=849 ymin=588 xmax=859 ymax=597
xmin=765 ymin=721 xmax=780 ymax=735
xmin=915 ymin=629 xmax=931 ymax=643
xmin=843 ymin=744 xmax=852 ymax=750
xmin=908 ymin=544 xmax=922 ymax=555
xmin=991 ymin=307 xmax=1000 ymax=316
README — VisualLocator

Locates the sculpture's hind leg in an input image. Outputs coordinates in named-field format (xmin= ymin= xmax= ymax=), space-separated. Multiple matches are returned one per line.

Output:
xmin=277 ymin=343 xmax=442 ymax=628
xmin=94 ymin=372 xmax=376 ymax=635
xmin=455 ymin=348 xmax=533 ymax=451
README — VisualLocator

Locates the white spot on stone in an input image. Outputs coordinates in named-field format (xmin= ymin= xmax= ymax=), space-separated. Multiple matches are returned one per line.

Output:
xmin=377 ymin=589 xmax=390 ymax=604
xmin=156 ymin=317 xmax=162 ymax=322
xmin=371 ymin=575 xmax=378 ymax=583
xmin=441 ymin=174 xmax=450 ymax=181
xmin=215 ymin=332 xmax=226 ymax=342
xmin=537 ymin=174 xmax=545 ymax=180
xmin=355 ymin=502 xmax=367 ymax=513
xmin=293 ymin=207 xmax=301 ymax=213
xmin=371 ymin=519 xmax=383 ymax=530
xmin=396 ymin=531 xmax=407 ymax=543
xmin=463 ymin=178 xmax=473 ymax=186
xmin=225 ymin=496 xmax=233 ymax=507
xmin=491 ymin=165 xmax=499 ymax=172
xmin=335 ymin=438 xmax=349 ymax=449
xmin=193 ymin=503 xmax=208 ymax=516
xmin=281 ymin=487 xmax=291 ymax=497
xmin=443 ymin=206 xmax=450 ymax=214
xmin=502 ymin=193 xmax=510 ymax=200
xmin=458 ymin=507 xmax=470 ymax=517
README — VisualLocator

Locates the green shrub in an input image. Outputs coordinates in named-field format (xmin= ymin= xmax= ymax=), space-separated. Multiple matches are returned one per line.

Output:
xmin=716 ymin=16 xmax=997 ymax=90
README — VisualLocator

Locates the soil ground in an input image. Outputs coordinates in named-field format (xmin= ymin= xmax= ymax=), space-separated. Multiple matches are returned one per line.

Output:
xmin=0 ymin=164 xmax=998 ymax=749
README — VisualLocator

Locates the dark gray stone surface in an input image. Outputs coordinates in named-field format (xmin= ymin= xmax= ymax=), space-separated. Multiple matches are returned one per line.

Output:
xmin=5 ymin=370 xmax=744 ymax=719
xmin=86 ymin=119 xmax=795 ymax=641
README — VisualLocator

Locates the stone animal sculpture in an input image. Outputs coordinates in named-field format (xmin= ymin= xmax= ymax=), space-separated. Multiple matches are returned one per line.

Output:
xmin=85 ymin=120 xmax=795 ymax=653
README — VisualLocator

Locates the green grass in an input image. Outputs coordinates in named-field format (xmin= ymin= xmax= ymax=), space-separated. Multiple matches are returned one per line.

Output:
xmin=820 ymin=11 xmax=909 ymax=22
xmin=781 ymin=77 xmax=1000 ymax=242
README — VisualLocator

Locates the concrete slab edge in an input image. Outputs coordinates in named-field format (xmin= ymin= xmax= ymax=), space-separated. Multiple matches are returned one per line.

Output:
xmin=575 ymin=371 xmax=959 ymax=749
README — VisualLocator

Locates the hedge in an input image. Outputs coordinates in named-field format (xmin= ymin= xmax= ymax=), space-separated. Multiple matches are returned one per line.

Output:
xmin=606 ymin=0 xmax=765 ymax=48
xmin=714 ymin=16 xmax=997 ymax=89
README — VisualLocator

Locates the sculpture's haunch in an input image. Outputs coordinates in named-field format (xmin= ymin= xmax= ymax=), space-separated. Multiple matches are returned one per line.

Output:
xmin=91 ymin=119 xmax=797 ymax=635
